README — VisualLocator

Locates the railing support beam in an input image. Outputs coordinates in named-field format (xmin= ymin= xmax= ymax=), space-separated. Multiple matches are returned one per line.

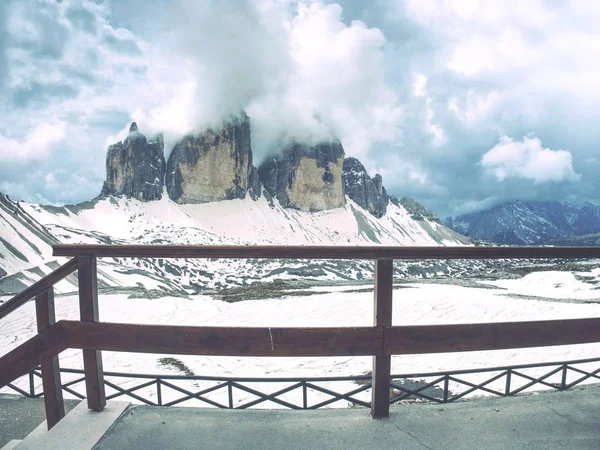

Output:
xmin=35 ymin=287 xmax=65 ymax=429
xmin=78 ymin=255 xmax=106 ymax=411
xmin=371 ymin=259 xmax=393 ymax=418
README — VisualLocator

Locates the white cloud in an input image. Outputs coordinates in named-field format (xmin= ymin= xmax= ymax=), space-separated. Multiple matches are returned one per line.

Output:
xmin=266 ymin=1 xmax=404 ymax=160
xmin=132 ymin=0 xmax=405 ymax=163
xmin=452 ymin=196 xmax=499 ymax=217
xmin=481 ymin=135 xmax=580 ymax=184
xmin=413 ymin=74 xmax=427 ymax=97
xmin=0 ymin=122 xmax=66 ymax=162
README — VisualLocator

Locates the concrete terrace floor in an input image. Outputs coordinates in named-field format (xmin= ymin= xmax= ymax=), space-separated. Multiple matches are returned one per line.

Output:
xmin=2 ymin=386 xmax=600 ymax=449
xmin=94 ymin=386 xmax=600 ymax=450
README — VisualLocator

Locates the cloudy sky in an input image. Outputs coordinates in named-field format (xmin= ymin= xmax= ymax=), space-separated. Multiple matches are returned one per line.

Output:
xmin=1 ymin=0 xmax=599 ymax=218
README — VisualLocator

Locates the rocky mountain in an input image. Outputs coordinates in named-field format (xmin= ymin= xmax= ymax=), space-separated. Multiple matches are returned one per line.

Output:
xmin=446 ymin=200 xmax=600 ymax=245
xmin=342 ymin=157 xmax=387 ymax=218
xmin=166 ymin=113 xmax=254 ymax=204
xmin=258 ymin=141 xmax=345 ymax=212
xmin=102 ymin=122 xmax=166 ymax=201
xmin=100 ymin=117 xmax=397 ymax=218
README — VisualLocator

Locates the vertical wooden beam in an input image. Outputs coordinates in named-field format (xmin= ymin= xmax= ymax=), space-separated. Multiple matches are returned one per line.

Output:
xmin=78 ymin=255 xmax=106 ymax=411
xmin=371 ymin=258 xmax=393 ymax=418
xmin=35 ymin=287 xmax=65 ymax=429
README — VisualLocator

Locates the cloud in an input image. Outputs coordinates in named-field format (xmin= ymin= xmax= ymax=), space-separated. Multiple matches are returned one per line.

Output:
xmin=144 ymin=0 xmax=290 ymax=133
xmin=2 ymin=0 xmax=600 ymax=217
xmin=481 ymin=135 xmax=580 ymax=184
xmin=0 ymin=122 xmax=66 ymax=163
xmin=0 ymin=1 xmax=9 ymax=89
xmin=0 ymin=0 xmax=147 ymax=202
xmin=248 ymin=1 xmax=404 ymax=162
xmin=132 ymin=1 xmax=404 ymax=164
xmin=452 ymin=196 xmax=500 ymax=217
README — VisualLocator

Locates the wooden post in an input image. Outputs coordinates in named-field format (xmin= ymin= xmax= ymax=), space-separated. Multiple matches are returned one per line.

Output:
xmin=371 ymin=258 xmax=393 ymax=418
xmin=35 ymin=287 xmax=65 ymax=429
xmin=77 ymin=255 xmax=106 ymax=411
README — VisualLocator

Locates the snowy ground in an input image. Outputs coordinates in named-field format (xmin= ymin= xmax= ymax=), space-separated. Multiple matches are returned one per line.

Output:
xmin=2 ymin=270 xmax=600 ymax=408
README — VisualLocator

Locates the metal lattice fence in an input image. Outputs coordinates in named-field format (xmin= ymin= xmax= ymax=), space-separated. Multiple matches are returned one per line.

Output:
xmin=5 ymin=357 xmax=600 ymax=409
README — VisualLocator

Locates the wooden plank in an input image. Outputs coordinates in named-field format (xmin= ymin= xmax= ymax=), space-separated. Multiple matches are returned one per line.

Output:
xmin=0 ymin=324 xmax=67 ymax=389
xmin=0 ymin=258 xmax=78 ymax=320
xmin=374 ymin=259 xmax=393 ymax=327
xmin=62 ymin=321 xmax=383 ymax=357
xmin=77 ymin=256 xmax=106 ymax=412
xmin=372 ymin=259 xmax=393 ymax=418
xmin=53 ymin=244 xmax=600 ymax=260
xmin=384 ymin=318 xmax=600 ymax=355
xmin=35 ymin=288 xmax=65 ymax=430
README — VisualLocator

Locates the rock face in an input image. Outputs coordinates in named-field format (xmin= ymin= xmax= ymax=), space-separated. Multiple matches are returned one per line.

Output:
xmin=101 ymin=122 xmax=166 ymax=201
xmin=166 ymin=114 xmax=254 ymax=203
xmin=247 ymin=166 xmax=261 ymax=201
xmin=258 ymin=141 xmax=345 ymax=211
xmin=342 ymin=157 xmax=387 ymax=218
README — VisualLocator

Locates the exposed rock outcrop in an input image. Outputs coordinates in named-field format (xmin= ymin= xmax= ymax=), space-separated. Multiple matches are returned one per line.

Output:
xmin=101 ymin=123 xmax=166 ymax=201
xmin=166 ymin=114 xmax=254 ymax=204
xmin=247 ymin=166 xmax=262 ymax=201
xmin=342 ymin=157 xmax=387 ymax=218
xmin=258 ymin=141 xmax=345 ymax=211
xmin=398 ymin=196 xmax=441 ymax=223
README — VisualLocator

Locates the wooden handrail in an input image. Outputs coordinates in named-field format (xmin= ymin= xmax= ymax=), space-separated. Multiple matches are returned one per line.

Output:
xmin=0 ymin=258 xmax=78 ymax=320
xmin=4 ymin=316 xmax=600 ymax=390
xmin=0 ymin=323 xmax=67 ymax=388
xmin=62 ymin=322 xmax=382 ymax=357
xmin=56 ymin=317 xmax=600 ymax=357
xmin=52 ymin=244 xmax=600 ymax=260
xmin=384 ymin=317 xmax=600 ymax=354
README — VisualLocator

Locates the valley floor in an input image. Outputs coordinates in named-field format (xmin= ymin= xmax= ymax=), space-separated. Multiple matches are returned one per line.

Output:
xmin=2 ymin=269 xmax=600 ymax=408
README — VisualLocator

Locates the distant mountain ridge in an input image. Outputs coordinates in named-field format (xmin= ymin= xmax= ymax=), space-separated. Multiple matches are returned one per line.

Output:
xmin=446 ymin=200 xmax=600 ymax=245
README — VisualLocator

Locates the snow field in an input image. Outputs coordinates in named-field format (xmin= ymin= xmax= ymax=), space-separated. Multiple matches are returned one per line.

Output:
xmin=2 ymin=276 xmax=600 ymax=408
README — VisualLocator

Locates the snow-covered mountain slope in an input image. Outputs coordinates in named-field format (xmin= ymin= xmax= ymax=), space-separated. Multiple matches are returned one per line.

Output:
xmin=0 ymin=192 xmax=470 ymax=295
xmin=446 ymin=200 xmax=600 ymax=245
xmin=0 ymin=193 xmax=59 ymax=277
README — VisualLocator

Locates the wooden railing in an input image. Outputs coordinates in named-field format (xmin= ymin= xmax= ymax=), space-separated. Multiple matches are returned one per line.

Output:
xmin=2 ymin=245 xmax=600 ymax=429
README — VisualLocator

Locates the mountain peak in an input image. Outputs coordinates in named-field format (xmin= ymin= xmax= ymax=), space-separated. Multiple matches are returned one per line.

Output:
xmin=447 ymin=200 xmax=600 ymax=245
xmin=129 ymin=122 xmax=138 ymax=133
xmin=342 ymin=157 xmax=388 ymax=218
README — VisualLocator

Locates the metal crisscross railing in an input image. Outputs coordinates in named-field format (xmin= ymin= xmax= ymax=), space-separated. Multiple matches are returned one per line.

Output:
xmin=6 ymin=356 xmax=600 ymax=409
